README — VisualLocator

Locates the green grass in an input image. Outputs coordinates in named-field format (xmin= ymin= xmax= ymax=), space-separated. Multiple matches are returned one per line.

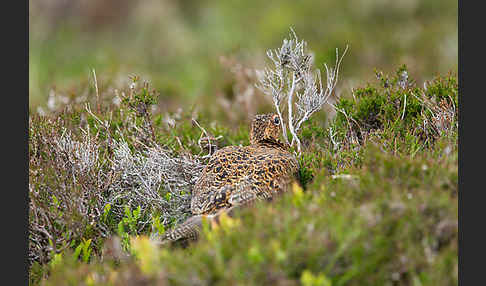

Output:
xmin=28 ymin=66 xmax=457 ymax=285
xmin=29 ymin=4 xmax=458 ymax=285
xmin=29 ymin=0 xmax=457 ymax=111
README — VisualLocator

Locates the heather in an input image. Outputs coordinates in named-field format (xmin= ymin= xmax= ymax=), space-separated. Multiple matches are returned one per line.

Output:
xmin=29 ymin=1 xmax=457 ymax=285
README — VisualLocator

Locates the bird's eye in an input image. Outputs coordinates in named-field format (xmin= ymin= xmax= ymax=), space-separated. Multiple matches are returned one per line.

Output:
xmin=273 ymin=116 xmax=280 ymax=125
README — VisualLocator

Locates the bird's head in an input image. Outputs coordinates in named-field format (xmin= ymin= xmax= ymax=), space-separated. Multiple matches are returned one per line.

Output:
xmin=249 ymin=113 xmax=283 ymax=145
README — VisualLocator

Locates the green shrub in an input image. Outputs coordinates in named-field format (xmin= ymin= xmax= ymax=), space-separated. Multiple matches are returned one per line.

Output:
xmin=29 ymin=67 xmax=457 ymax=286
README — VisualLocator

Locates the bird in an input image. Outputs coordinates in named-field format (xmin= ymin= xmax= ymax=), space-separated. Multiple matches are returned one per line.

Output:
xmin=160 ymin=113 xmax=299 ymax=244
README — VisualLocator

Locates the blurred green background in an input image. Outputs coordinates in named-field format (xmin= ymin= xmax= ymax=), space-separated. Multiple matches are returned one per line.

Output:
xmin=29 ymin=0 xmax=457 ymax=111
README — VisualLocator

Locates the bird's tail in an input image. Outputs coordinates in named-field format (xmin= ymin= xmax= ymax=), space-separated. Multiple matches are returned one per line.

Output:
xmin=153 ymin=208 xmax=234 ymax=246
xmin=152 ymin=215 xmax=204 ymax=246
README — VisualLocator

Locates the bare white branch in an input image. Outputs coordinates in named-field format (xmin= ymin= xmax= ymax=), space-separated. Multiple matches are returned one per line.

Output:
xmin=256 ymin=28 xmax=348 ymax=154
xmin=108 ymin=138 xmax=205 ymax=225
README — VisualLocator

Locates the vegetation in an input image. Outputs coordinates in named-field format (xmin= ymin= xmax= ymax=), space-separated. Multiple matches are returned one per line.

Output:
xmin=29 ymin=1 xmax=457 ymax=284
xmin=29 ymin=0 xmax=457 ymax=110
xmin=29 ymin=65 xmax=457 ymax=285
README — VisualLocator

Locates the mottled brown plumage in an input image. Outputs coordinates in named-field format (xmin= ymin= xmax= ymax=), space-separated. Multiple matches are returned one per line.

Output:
xmin=162 ymin=113 xmax=299 ymax=243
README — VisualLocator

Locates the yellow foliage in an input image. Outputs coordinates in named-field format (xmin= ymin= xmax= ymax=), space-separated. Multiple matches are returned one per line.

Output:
xmin=218 ymin=211 xmax=241 ymax=233
xmin=130 ymin=236 xmax=160 ymax=276
xmin=248 ymin=245 xmax=264 ymax=264
xmin=84 ymin=273 xmax=96 ymax=286
xmin=301 ymin=270 xmax=332 ymax=286
xmin=270 ymin=239 xmax=287 ymax=262
xmin=292 ymin=182 xmax=305 ymax=206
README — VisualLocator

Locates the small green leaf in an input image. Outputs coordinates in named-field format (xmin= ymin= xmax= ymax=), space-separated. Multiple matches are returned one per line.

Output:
xmin=117 ymin=221 xmax=125 ymax=236
xmin=165 ymin=192 xmax=172 ymax=201
xmin=73 ymin=243 xmax=83 ymax=260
